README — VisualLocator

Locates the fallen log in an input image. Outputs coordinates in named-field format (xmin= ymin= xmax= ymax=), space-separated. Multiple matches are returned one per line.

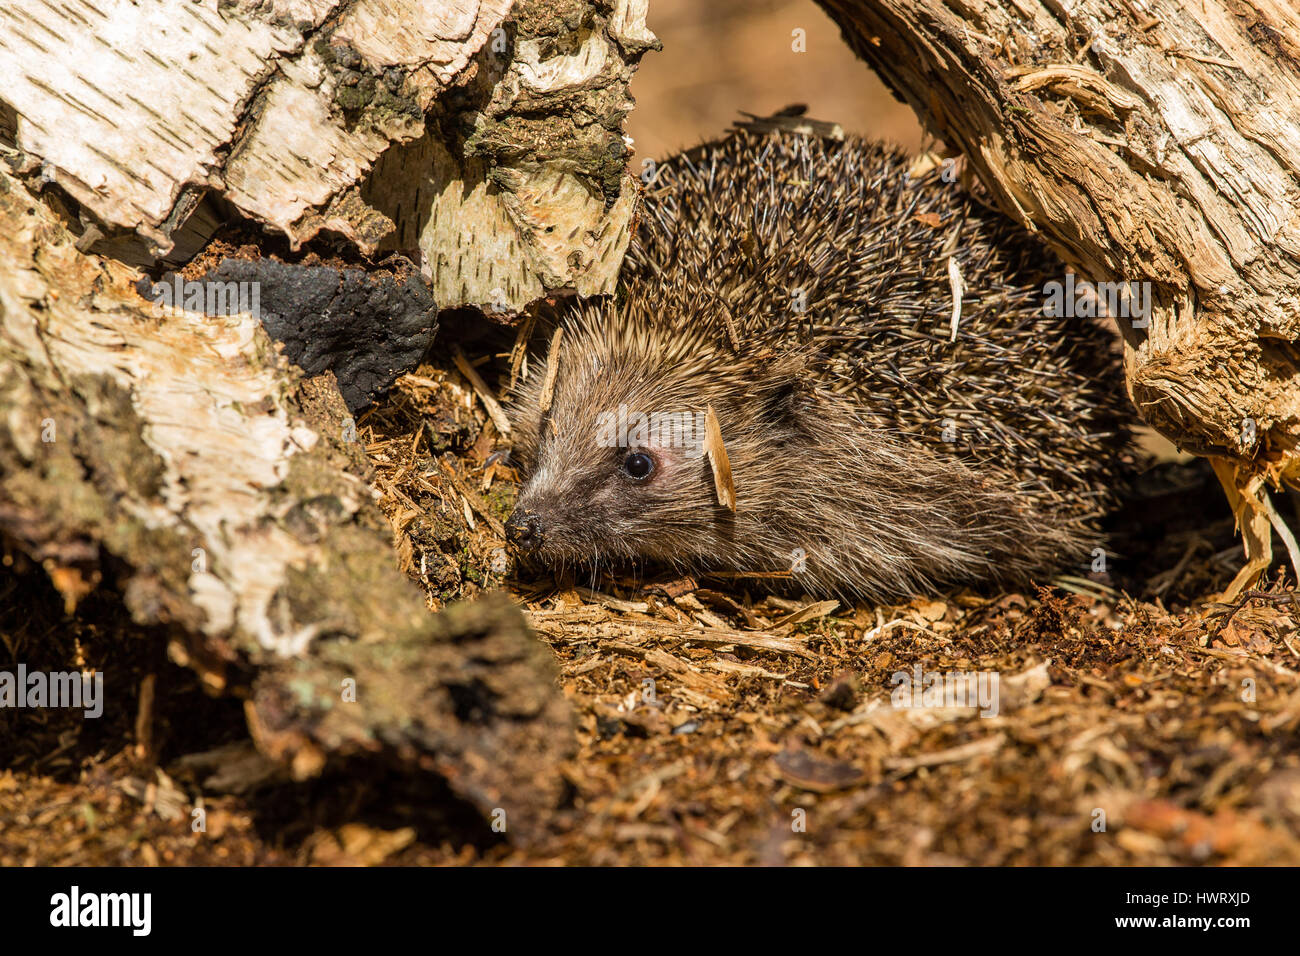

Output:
xmin=0 ymin=167 xmax=572 ymax=837
xmin=0 ymin=0 xmax=657 ymax=838
xmin=0 ymin=0 xmax=652 ymax=311
xmin=816 ymin=0 xmax=1300 ymax=595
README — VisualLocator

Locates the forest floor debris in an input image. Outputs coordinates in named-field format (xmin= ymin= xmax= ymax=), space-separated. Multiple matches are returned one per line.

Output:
xmin=4 ymin=356 xmax=1300 ymax=866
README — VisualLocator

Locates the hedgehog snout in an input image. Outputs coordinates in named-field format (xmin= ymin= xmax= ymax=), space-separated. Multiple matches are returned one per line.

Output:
xmin=505 ymin=507 xmax=545 ymax=552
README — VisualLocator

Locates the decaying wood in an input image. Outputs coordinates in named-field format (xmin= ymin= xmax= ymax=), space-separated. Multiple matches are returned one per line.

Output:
xmin=0 ymin=167 xmax=572 ymax=837
xmin=816 ymin=0 xmax=1300 ymax=594
xmin=0 ymin=0 xmax=655 ymax=312
xmin=0 ymin=0 xmax=661 ymax=837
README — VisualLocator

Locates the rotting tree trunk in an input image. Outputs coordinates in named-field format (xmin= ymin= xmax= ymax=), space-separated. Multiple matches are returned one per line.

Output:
xmin=0 ymin=165 xmax=573 ymax=841
xmin=0 ymin=0 xmax=657 ymax=839
xmin=815 ymin=0 xmax=1300 ymax=596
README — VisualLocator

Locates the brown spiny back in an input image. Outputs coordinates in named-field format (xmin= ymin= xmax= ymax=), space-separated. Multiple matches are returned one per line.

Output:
xmin=507 ymin=129 xmax=1133 ymax=599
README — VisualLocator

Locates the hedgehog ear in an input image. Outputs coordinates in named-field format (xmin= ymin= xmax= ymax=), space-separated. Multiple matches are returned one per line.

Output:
xmin=757 ymin=353 xmax=812 ymax=427
xmin=759 ymin=378 xmax=802 ymax=426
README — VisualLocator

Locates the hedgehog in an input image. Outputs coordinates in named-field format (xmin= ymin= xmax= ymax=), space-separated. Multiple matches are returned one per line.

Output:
xmin=503 ymin=125 xmax=1133 ymax=601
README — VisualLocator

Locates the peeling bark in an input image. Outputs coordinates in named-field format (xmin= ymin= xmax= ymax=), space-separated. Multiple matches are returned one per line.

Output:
xmin=0 ymin=1 xmax=659 ymax=831
xmin=0 ymin=0 xmax=661 ymax=838
xmin=0 ymin=0 xmax=654 ymax=311
xmin=816 ymin=0 xmax=1300 ymax=594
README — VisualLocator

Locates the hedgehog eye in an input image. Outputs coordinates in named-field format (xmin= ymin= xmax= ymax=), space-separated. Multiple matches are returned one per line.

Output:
xmin=621 ymin=451 xmax=655 ymax=480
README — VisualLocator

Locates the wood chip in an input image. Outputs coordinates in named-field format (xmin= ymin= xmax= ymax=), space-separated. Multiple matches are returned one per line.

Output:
xmin=704 ymin=404 xmax=736 ymax=511
xmin=574 ymin=586 xmax=650 ymax=614
xmin=607 ymin=642 xmax=731 ymax=700
xmin=508 ymin=310 xmax=539 ymax=392
xmin=538 ymin=325 xmax=564 ymax=414
xmin=884 ymin=733 xmax=1006 ymax=773
xmin=451 ymin=345 xmax=511 ymax=436
xmin=772 ymin=600 xmax=840 ymax=629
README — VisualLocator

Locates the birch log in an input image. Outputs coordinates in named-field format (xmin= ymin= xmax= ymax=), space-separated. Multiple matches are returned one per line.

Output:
xmin=0 ymin=0 xmax=655 ymax=312
xmin=0 ymin=0 xmax=657 ymax=836
xmin=0 ymin=165 xmax=573 ymax=837
xmin=815 ymin=0 xmax=1300 ymax=595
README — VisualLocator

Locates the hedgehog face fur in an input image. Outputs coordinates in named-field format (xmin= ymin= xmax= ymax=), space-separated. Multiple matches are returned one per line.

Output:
xmin=509 ymin=308 xmax=1079 ymax=600
xmin=508 ymin=309 xmax=817 ymax=571
xmin=505 ymin=128 xmax=1133 ymax=600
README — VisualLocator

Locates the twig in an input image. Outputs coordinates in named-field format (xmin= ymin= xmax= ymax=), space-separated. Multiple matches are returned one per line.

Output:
xmin=884 ymin=733 xmax=1006 ymax=773
xmin=1208 ymin=587 xmax=1300 ymax=640
xmin=451 ymin=345 xmax=511 ymax=436
xmin=1260 ymin=486 xmax=1300 ymax=585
